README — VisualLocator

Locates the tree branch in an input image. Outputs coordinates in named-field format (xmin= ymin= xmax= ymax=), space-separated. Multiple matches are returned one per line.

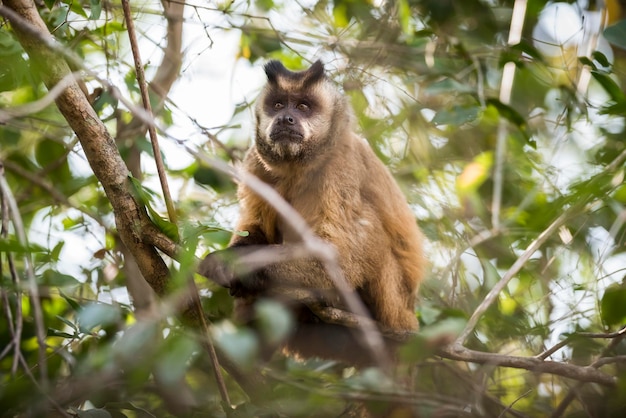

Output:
xmin=235 ymin=282 xmax=617 ymax=388
xmin=438 ymin=344 xmax=616 ymax=387
xmin=121 ymin=0 xmax=177 ymax=224
xmin=2 ymin=0 xmax=170 ymax=295
xmin=0 ymin=162 xmax=48 ymax=388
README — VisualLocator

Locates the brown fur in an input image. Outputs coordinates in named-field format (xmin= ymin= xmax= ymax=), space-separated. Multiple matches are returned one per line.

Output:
xmin=199 ymin=60 xmax=424 ymax=364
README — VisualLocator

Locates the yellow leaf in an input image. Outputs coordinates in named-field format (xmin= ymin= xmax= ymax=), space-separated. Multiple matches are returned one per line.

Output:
xmin=456 ymin=151 xmax=493 ymax=193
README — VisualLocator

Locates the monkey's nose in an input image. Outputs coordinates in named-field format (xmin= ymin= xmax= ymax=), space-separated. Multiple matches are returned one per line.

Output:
xmin=279 ymin=114 xmax=296 ymax=125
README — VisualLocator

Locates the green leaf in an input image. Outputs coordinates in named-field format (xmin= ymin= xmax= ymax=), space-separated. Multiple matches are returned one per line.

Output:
xmin=256 ymin=0 xmax=274 ymax=11
xmin=112 ymin=322 xmax=159 ymax=360
xmin=333 ymin=3 xmax=350 ymax=27
xmin=346 ymin=368 xmax=394 ymax=392
xmin=604 ymin=20 xmax=626 ymax=50
xmin=66 ymin=1 xmax=88 ymax=18
xmin=50 ymin=241 xmax=65 ymax=262
xmin=510 ymin=40 xmax=544 ymax=62
xmin=592 ymin=50 xmax=611 ymax=68
xmin=0 ymin=31 xmax=23 ymax=56
xmin=35 ymin=139 xmax=71 ymax=183
xmin=614 ymin=184 xmax=626 ymax=203
xmin=424 ymin=78 xmax=475 ymax=95
xmin=155 ymin=334 xmax=198 ymax=385
xmin=485 ymin=99 xmax=527 ymax=128
xmin=0 ymin=238 xmax=46 ymax=253
xmin=420 ymin=317 xmax=466 ymax=340
xmin=128 ymin=175 xmax=179 ymax=241
xmin=591 ymin=70 xmax=626 ymax=102
xmin=600 ymin=101 xmax=626 ymax=115
xmin=76 ymin=409 xmax=112 ymax=418
xmin=47 ymin=328 xmax=76 ymax=339
xmin=99 ymin=402 xmax=153 ymax=418
xmin=194 ymin=165 xmax=235 ymax=193
xmin=212 ymin=324 xmax=259 ymax=369
xmin=93 ymin=21 xmax=126 ymax=37
xmin=41 ymin=270 xmax=79 ymax=287
xmin=89 ymin=0 xmax=102 ymax=20
xmin=146 ymin=205 xmax=179 ymax=241
xmin=601 ymin=285 xmax=626 ymax=326
xmin=255 ymin=300 xmax=294 ymax=345
xmin=578 ymin=56 xmax=597 ymax=70
xmin=77 ymin=303 xmax=121 ymax=333
xmin=396 ymin=0 xmax=411 ymax=35
xmin=60 ymin=290 xmax=81 ymax=311
xmin=432 ymin=105 xmax=481 ymax=126
xmin=56 ymin=314 xmax=79 ymax=332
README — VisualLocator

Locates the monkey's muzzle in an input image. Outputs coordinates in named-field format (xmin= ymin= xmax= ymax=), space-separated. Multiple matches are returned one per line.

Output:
xmin=269 ymin=127 xmax=304 ymax=143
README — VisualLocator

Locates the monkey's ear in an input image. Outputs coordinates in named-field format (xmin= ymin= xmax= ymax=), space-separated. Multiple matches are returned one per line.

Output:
xmin=304 ymin=60 xmax=325 ymax=85
xmin=264 ymin=60 xmax=288 ymax=85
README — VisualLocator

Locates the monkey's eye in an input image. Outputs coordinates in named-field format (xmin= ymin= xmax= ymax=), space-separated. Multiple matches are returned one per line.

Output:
xmin=273 ymin=102 xmax=284 ymax=110
xmin=296 ymin=103 xmax=310 ymax=112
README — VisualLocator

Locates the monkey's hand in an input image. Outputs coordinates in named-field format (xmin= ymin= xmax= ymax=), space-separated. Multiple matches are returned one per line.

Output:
xmin=198 ymin=247 xmax=268 ymax=295
xmin=198 ymin=250 xmax=238 ymax=288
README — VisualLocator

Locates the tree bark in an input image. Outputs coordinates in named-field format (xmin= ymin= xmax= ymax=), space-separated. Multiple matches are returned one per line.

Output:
xmin=2 ymin=0 xmax=170 ymax=296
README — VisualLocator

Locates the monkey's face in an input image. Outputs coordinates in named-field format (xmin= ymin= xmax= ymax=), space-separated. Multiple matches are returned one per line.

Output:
xmin=256 ymin=90 xmax=328 ymax=162
xmin=254 ymin=61 xmax=339 ymax=164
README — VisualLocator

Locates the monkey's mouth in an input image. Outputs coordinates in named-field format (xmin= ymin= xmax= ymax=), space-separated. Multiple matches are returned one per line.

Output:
xmin=269 ymin=128 xmax=304 ymax=143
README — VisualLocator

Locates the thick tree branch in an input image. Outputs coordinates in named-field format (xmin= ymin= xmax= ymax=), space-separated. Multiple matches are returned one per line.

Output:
xmin=2 ymin=2 xmax=269 ymax=406
xmin=2 ymin=0 xmax=170 ymax=295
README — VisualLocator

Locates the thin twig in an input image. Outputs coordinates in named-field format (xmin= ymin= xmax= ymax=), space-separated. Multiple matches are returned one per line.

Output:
xmin=575 ymin=6 xmax=607 ymax=95
xmin=188 ymin=280 xmax=232 ymax=407
xmin=121 ymin=0 xmax=177 ymax=224
xmin=2 ymin=159 xmax=104 ymax=225
xmin=538 ymin=327 xmax=626 ymax=360
xmin=0 ymin=177 xmax=24 ymax=376
xmin=492 ymin=0 xmax=528 ymax=229
xmin=0 ymin=72 xmax=82 ymax=123
xmin=456 ymin=210 xmax=570 ymax=345
xmin=0 ymin=164 xmax=48 ymax=389
xmin=0 ymin=4 xmax=164 ymax=142
xmin=551 ymin=331 xmax=626 ymax=417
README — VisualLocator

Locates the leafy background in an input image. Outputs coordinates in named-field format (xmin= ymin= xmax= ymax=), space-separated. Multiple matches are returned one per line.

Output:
xmin=2 ymin=0 xmax=626 ymax=416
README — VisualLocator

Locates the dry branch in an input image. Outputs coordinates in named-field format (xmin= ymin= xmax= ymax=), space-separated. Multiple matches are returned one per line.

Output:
xmin=222 ymin=279 xmax=618 ymax=388
xmin=121 ymin=0 xmax=176 ymax=223
xmin=438 ymin=344 xmax=616 ymax=387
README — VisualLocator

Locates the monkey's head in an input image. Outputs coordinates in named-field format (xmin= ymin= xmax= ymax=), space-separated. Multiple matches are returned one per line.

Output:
xmin=254 ymin=60 xmax=350 ymax=165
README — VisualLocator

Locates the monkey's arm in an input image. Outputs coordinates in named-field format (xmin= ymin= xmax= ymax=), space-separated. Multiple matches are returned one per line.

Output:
xmin=198 ymin=244 xmax=341 ymax=301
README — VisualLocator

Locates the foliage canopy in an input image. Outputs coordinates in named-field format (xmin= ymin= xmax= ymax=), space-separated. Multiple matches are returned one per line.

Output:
xmin=2 ymin=0 xmax=626 ymax=416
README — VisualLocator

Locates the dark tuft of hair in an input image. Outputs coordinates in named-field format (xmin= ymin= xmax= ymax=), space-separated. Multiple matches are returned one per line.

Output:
xmin=264 ymin=60 xmax=326 ymax=88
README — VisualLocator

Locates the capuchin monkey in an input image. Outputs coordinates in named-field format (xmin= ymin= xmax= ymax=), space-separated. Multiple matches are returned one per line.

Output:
xmin=199 ymin=60 xmax=424 ymax=366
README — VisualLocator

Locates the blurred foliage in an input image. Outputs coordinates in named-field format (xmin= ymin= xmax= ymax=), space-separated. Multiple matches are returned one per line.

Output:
xmin=2 ymin=0 xmax=626 ymax=417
